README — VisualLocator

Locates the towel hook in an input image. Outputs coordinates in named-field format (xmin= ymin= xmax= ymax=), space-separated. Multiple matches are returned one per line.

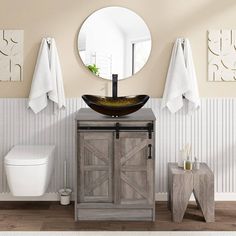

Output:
xmin=46 ymin=37 xmax=52 ymax=45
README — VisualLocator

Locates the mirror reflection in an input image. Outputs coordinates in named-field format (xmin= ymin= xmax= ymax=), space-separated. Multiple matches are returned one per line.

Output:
xmin=78 ymin=6 xmax=152 ymax=80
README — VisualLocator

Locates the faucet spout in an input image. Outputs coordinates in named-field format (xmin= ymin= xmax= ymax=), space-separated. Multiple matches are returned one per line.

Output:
xmin=112 ymin=74 xmax=118 ymax=98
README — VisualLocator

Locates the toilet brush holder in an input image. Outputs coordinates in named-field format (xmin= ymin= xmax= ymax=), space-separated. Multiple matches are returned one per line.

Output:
xmin=59 ymin=188 xmax=72 ymax=205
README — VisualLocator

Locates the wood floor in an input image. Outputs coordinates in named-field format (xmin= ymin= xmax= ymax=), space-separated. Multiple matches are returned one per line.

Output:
xmin=0 ymin=201 xmax=235 ymax=231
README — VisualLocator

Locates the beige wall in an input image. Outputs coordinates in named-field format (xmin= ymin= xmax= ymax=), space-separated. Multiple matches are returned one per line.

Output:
xmin=1 ymin=0 xmax=236 ymax=98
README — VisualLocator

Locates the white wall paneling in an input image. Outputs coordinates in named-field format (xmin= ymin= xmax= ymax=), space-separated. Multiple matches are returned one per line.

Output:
xmin=0 ymin=98 xmax=235 ymax=199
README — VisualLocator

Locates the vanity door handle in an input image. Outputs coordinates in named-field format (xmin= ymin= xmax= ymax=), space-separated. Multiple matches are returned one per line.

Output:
xmin=116 ymin=122 xmax=120 ymax=139
xmin=148 ymin=144 xmax=152 ymax=159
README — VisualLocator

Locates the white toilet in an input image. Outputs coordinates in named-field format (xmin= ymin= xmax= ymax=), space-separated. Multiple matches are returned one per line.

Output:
xmin=4 ymin=145 xmax=55 ymax=197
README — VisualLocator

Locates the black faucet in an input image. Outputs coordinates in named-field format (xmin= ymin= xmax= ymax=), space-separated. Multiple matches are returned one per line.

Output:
xmin=112 ymin=74 xmax=118 ymax=98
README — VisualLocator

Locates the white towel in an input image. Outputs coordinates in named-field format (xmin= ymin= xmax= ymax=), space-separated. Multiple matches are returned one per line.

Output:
xmin=47 ymin=38 xmax=66 ymax=110
xmin=28 ymin=39 xmax=51 ymax=113
xmin=161 ymin=38 xmax=200 ymax=114
xmin=28 ymin=38 xmax=65 ymax=114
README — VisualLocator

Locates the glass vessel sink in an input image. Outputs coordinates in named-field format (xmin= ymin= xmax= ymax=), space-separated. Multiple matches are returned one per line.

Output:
xmin=82 ymin=95 xmax=149 ymax=117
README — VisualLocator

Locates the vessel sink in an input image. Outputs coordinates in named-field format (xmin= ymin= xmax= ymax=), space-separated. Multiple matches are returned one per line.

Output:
xmin=82 ymin=95 xmax=149 ymax=117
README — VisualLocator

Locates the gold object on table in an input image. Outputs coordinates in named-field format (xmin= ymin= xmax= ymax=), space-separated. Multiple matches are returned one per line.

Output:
xmin=184 ymin=159 xmax=192 ymax=171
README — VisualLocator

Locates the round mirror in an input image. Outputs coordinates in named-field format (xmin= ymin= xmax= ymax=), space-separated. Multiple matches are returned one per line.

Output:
xmin=78 ymin=6 xmax=152 ymax=80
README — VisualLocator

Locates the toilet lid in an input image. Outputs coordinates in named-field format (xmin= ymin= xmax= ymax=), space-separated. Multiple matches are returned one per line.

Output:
xmin=4 ymin=145 xmax=55 ymax=166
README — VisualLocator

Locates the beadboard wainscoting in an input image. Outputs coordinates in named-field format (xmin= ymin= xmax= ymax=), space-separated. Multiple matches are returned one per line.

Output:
xmin=0 ymin=98 xmax=236 ymax=201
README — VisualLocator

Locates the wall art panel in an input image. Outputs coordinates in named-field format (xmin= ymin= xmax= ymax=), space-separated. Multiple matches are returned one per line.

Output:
xmin=208 ymin=29 xmax=236 ymax=81
xmin=0 ymin=30 xmax=23 ymax=81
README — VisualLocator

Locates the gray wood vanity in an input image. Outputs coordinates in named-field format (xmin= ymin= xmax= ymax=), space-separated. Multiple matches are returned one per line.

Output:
xmin=75 ymin=108 xmax=156 ymax=221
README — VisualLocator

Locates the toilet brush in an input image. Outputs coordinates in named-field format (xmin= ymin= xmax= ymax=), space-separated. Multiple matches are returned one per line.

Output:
xmin=63 ymin=160 xmax=67 ymax=192
xmin=59 ymin=160 xmax=72 ymax=205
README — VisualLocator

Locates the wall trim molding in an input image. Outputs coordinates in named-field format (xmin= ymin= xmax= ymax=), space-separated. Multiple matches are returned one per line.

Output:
xmin=155 ymin=193 xmax=236 ymax=201
xmin=0 ymin=192 xmax=235 ymax=201
xmin=0 ymin=193 xmax=60 ymax=201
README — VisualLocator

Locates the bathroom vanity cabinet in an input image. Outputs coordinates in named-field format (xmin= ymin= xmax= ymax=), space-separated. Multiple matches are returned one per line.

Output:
xmin=75 ymin=108 xmax=156 ymax=221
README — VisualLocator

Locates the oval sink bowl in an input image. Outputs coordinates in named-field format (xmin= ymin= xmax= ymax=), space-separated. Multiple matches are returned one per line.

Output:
xmin=82 ymin=95 xmax=150 ymax=117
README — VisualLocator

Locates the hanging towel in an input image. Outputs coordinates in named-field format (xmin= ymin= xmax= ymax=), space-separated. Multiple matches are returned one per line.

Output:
xmin=47 ymin=38 xmax=65 ymax=110
xmin=28 ymin=38 xmax=65 ymax=114
xmin=161 ymin=38 xmax=200 ymax=114
xmin=28 ymin=39 xmax=51 ymax=113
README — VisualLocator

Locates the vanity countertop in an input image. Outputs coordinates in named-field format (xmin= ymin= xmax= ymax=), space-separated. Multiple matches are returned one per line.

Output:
xmin=76 ymin=108 xmax=156 ymax=121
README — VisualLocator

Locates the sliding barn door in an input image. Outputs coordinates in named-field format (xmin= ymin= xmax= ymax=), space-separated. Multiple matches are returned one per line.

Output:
xmin=114 ymin=132 xmax=154 ymax=206
xmin=78 ymin=132 xmax=113 ymax=203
